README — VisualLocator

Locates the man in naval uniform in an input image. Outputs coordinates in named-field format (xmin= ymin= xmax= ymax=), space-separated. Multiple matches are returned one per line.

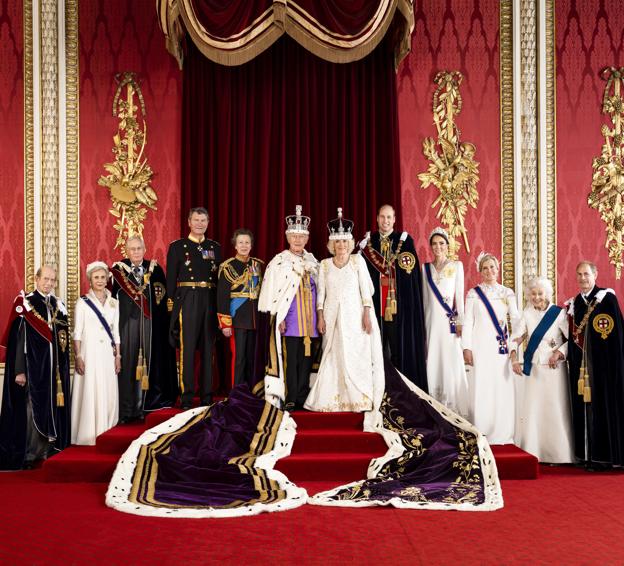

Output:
xmin=566 ymin=260 xmax=624 ymax=469
xmin=359 ymin=204 xmax=428 ymax=390
xmin=0 ymin=266 xmax=71 ymax=469
xmin=217 ymin=228 xmax=264 ymax=388
xmin=111 ymin=236 xmax=177 ymax=422
xmin=258 ymin=205 xmax=319 ymax=410
xmin=167 ymin=207 xmax=221 ymax=409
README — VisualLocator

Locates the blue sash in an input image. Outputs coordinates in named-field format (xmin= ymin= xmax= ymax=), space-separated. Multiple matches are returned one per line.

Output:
xmin=82 ymin=295 xmax=116 ymax=352
xmin=473 ymin=286 xmax=509 ymax=354
xmin=230 ymin=273 xmax=260 ymax=318
xmin=424 ymin=263 xmax=458 ymax=333
xmin=522 ymin=304 xmax=562 ymax=376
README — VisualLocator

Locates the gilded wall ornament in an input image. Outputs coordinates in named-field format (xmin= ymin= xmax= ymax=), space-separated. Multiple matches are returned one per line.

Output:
xmin=588 ymin=67 xmax=624 ymax=279
xmin=418 ymin=71 xmax=480 ymax=258
xmin=98 ymin=72 xmax=157 ymax=252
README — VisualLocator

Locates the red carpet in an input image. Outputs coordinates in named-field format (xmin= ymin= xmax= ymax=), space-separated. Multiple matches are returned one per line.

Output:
xmin=41 ymin=409 xmax=538 ymax=483
xmin=0 ymin=466 xmax=622 ymax=564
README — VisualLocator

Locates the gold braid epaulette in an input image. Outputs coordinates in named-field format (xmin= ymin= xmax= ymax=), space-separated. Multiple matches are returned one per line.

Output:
xmin=366 ymin=238 xmax=404 ymax=273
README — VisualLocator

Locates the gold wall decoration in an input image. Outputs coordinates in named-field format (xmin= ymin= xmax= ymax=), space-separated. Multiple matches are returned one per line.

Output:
xmin=588 ymin=67 xmax=624 ymax=279
xmin=418 ymin=71 xmax=480 ymax=258
xmin=98 ymin=72 xmax=157 ymax=252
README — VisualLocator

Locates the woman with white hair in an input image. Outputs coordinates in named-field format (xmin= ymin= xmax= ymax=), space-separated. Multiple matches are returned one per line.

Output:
xmin=462 ymin=252 xmax=519 ymax=444
xmin=71 ymin=261 xmax=121 ymax=445
xmin=421 ymin=227 xmax=469 ymax=418
xmin=304 ymin=209 xmax=384 ymax=425
xmin=509 ymin=276 xmax=574 ymax=463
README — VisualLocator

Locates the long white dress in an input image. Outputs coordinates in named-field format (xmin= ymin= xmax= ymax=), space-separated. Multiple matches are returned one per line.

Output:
xmin=422 ymin=260 xmax=469 ymax=418
xmin=510 ymin=305 xmax=575 ymax=463
xmin=462 ymin=283 xmax=519 ymax=444
xmin=71 ymin=289 xmax=120 ymax=445
xmin=305 ymin=255 xmax=384 ymax=425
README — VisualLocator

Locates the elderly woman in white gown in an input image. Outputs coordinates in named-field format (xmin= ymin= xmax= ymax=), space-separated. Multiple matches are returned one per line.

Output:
xmin=72 ymin=261 xmax=121 ymax=445
xmin=304 ymin=209 xmax=384 ymax=427
xmin=509 ymin=276 xmax=574 ymax=463
xmin=462 ymin=253 xmax=519 ymax=445
xmin=421 ymin=227 xmax=469 ymax=418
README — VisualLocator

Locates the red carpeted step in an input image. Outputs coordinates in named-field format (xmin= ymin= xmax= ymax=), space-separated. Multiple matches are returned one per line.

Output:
xmin=144 ymin=408 xmax=182 ymax=428
xmin=42 ymin=446 xmax=118 ymax=483
xmin=292 ymin=429 xmax=387 ymax=454
xmin=491 ymin=444 xmax=538 ymax=480
xmin=276 ymin=452 xmax=378 ymax=481
xmin=96 ymin=424 xmax=147 ymax=454
xmin=290 ymin=411 xmax=363 ymax=430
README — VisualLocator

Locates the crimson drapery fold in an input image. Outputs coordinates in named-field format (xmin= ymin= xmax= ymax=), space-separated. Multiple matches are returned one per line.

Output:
xmin=157 ymin=0 xmax=414 ymax=68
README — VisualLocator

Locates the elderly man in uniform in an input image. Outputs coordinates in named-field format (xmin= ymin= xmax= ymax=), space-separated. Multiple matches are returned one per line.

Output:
xmin=258 ymin=205 xmax=319 ymax=410
xmin=167 ymin=207 xmax=221 ymax=409
xmin=566 ymin=260 xmax=624 ymax=469
xmin=0 ymin=266 xmax=71 ymax=469
xmin=359 ymin=204 xmax=428 ymax=390
xmin=111 ymin=236 xmax=177 ymax=422
xmin=217 ymin=228 xmax=264 ymax=388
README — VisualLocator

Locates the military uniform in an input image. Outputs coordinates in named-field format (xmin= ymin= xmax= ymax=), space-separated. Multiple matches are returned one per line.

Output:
xmin=111 ymin=258 xmax=177 ymax=419
xmin=167 ymin=236 xmax=221 ymax=407
xmin=217 ymin=256 xmax=264 ymax=387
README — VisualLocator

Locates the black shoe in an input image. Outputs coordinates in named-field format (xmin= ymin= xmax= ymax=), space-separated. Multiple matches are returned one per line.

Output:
xmin=284 ymin=402 xmax=295 ymax=412
xmin=23 ymin=460 xmax=35 ymax=470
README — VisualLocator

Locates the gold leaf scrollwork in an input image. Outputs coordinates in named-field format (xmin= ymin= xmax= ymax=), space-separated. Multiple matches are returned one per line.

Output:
xmin=418 ymin=71 xmax=480 ymax=258
xmin=98 ymin=72 xmax=158 ymax=253
xmin=588 ymin=67 xmax=624 ymax=279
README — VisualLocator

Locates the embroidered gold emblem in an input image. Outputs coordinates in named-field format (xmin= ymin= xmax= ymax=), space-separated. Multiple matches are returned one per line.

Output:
xmin=593 ymin=314 xmax=614 ymax=339
xmin=398 ymin=252 xmax=416 ymax=274
xmin=58 ymin=329 xmax=68 ymax=353
xmin=153 ymin=282 xmax=165 ymax=305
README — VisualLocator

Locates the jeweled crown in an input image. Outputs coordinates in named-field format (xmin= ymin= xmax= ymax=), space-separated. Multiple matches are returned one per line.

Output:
xmin=327 ymin=207 xmax=354 ymax=241
xmin=285 ymin=205 xmax=311 ymax=235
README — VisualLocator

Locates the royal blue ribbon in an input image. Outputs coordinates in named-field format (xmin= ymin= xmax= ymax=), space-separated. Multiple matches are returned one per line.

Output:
xmin=424 ymin=263 xmax=458 ymax=333
xmin=230 ymin=274 xmax=260 ymax=318
xmin=522 ymin=304 xmax=562 ymax=376
xmin=81 ymin=295 xmax=116 ymax=351
xmin=474 ymin=286 xmax=509 ymax=354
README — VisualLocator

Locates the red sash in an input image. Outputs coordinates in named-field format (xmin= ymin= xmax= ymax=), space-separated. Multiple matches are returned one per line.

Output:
xmin=361 ymin=245 xmax=395 ymax=317
xmin=1 ymin=294 xmax=52 ymax=347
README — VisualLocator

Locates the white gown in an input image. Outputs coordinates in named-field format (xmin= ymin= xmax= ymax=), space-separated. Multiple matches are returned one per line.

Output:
xmin=462 ymin=283 xmax=519 ymax=444
xmin=305 ymin=255 xmax=384 ymax=424
xmin=510 ymin=305 xmax=575 ymax=463
xmin=422 ymin=261 xmax=469 ymax=418
xmin=71 ymin=289 xmax=120 ymax=445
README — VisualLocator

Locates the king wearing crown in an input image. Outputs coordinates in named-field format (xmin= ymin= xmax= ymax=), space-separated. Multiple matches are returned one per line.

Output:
xmin=258 ymin=205 xmax=320 ymax=410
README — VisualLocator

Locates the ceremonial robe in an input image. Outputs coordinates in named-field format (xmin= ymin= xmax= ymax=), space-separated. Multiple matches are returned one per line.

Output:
xmin=360 ymin=231 xmax=428 ymax=390
xmin=111 ymin=259 xmax=177 ymax=416
xmin=566 ymin=287 xmax=624 ymax=465
xmin=0 ymin=291 xmax=71 ymax=469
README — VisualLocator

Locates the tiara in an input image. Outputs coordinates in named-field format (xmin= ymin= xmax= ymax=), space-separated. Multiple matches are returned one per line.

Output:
xmin=428 ymin=226 xmax=449 ymax=243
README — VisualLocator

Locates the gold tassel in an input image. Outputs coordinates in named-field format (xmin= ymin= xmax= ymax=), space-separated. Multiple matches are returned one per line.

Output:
xmin=304 ymin=336 xmax=311 ymax=357
xmin=578 ymin=364 xmax=586 ymax=395
xmin=583 ymin=375 xmax=591 ymax=403
xmin=384 ymin=293 xmax=394 ymax=321
xmin=136 ymin=349 xmax=144 ymax=381
xmin=141 ymin=367 xmax=149 ymax=391
xmin=56 ymin=371 xmax=64 ymax=407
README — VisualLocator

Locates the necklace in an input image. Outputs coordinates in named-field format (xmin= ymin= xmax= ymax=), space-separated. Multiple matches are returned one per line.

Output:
xmin=332 ymin=256 xmax=349 ymax=268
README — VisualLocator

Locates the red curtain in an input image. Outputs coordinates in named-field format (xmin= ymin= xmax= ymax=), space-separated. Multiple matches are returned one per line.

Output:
xmin=181 ymin=35 xmax=402 ymax=261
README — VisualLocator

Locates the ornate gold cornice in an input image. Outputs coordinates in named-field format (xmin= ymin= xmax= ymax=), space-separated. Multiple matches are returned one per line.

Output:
xmin=65 ymin=0 xmax=80 ymax=314
xmin=23 ymin=0 xmax=35 ymax=290
xmin=500 ymin=0 xmax=515 ymax=289
xmin=544 ymin=0 xmax=557 ymax=295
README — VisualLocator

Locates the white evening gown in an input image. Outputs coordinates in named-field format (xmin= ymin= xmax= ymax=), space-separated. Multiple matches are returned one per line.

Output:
xmin=422 ymin=260 xmax=469 ymax=418
xmin=511 ymin=305 xmax=575 ymax=463
xmin=462 ymin=283 xmax=519 ymax=444
xmin=305 ymin=255 xmax=384 ymax=422
xmin=71 ymin=289 xmax=120 ymax=445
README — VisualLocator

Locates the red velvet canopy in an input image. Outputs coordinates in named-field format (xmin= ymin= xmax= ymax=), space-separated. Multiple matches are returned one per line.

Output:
xmin=157 ymin=0 xmax=414 ymax=67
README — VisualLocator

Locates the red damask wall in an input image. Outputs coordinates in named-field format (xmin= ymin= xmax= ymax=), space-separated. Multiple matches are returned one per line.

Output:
xmin=556 ymin=0 xmax=624 ymax=300
xmin=0 ymin=0 xmax=24 ymax=356
xmin=79 ymin=0 xmax=182 ymax=293
xmin=398 ymin=0 xmax=501 ymax=290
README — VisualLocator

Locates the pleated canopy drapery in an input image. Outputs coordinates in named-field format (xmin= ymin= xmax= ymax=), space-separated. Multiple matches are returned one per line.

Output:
xmin=157 ymin=0 xmax=414 ymax=68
